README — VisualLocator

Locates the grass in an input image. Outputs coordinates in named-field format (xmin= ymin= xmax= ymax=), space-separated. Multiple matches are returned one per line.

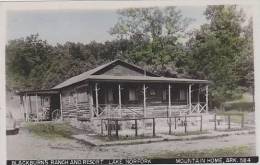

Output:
xmin=147 ymin=145 xmax=254 ymax=159
xmin=223 ymin=101 xmax=254 ymax=112
xmin=173 ymin=130 xmax=208 ymax=136
xmin=216 ymin=128 xmax=247 ymax=132
xmin=92 ymin=134 xmax=161 ymax=141
xmin=25 ymin=122 xmax=73 ymax=139
xmin=217 ymin=110 xmax=247 ymax=124
xmin=217 ymin=110 xmax=245 ymax=116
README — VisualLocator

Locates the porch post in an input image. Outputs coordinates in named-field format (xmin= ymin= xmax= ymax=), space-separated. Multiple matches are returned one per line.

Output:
xmin=36 ymin=94 xmax=39 ymax=122
xmin=25 ymin=93 xmax=28 ymax=122
xmin=29 ymin=96 xmax=32 ymax=115
xmin=206 ymin=85 xmax=209 ymax=113
xmin=197 ymin=84 xmax=200 ymax=113
xmin=21 ymin=95 xmax=25 ymax=121
xmin=75 ymin=89 xmax=78 ymax=112
xmin=168 ymin=84 xmax=171 ymax=117
xmin=189 ymin=84 xmax=192 ymax=113
xmin=24 ymin=95 xmax=26 ymax=121
xmin=95 ymin=83 xmax=99 ymax=114
xmin=198 ymin=84 xmax=200 ymax=103
xmin=19 ymin=95 xmax=22 ymax=113
xmin=186 ymin=89 xmax=189 ymax=105
xmin=60 ymin=92 xmax=63 ymax=120
xmin=118 ymin=84 xmax=122 ymax=109
xmin=143 ymin=84 xmax=146 ymax=117
xmin=89 ymin=85 xmax=94 ymax=118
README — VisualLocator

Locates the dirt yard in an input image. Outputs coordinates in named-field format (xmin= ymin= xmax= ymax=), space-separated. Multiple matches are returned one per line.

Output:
xmin=7 ymin=127 xmax=256 ymax=160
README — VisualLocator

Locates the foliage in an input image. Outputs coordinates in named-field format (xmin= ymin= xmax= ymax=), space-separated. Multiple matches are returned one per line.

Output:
xmin=173 ymin=130 xmax=208 ymax=136
xmin=216 ymin=110 xmax=245 ymax=116
xmin=186 ymin=5 xmax=253 ymax=105
xmin=147 ymin=145 xmax=254 ymax=158
xmin=110 ymin=7 xmax=191 ymax=73
xmin=222 ymin=102 xmax=254 ymax=112
xmin=5 ymin=6 xmax=254 ymax=108
xmin=6 ymin=34 xmax=53 ymax=90
xmin=25 ymin=122 xmax=72 ymax=139
xmin=6 ymin=36 xmax=126 ymax=90
xmin=94 ymin=134 xmax=160 ymax=142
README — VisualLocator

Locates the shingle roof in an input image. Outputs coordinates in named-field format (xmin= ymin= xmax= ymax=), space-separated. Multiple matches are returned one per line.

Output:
xmin=52 ymin=59 xmax=210 ymax=89
xmin=52 ymin=60 xmax=117 ymax=89
xmin=17 ymin=89 xmax=59 ymax=96
xmin=52 ymin=59 xmax=158 ymax=89
xmin=87 ymin=75 xmax=210 ymax=84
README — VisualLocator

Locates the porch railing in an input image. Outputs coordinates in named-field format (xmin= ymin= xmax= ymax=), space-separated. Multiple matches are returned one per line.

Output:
xmin=168 ymin=105 xmax=190 ymax=116
xmin=92 ymin=102 xmax=207 ymax=119
xmin=190 ymin=102 xmax=207 ymax=113
xmin=93 ymin=104 xmax=122 ymax=118
xmin=121 ymin=105 xmax=144 ymax=118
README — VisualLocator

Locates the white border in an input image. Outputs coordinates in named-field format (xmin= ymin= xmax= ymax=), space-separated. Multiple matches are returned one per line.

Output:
xmin=1 ymin=0 xmax=259 ymax=11
xmin=0 ymin=1 xmax=259 ymax=164
xmin=0 ymin=2 xmax=6 ymax=165
xmin=253 ymin=2 xmax=259 ymax=163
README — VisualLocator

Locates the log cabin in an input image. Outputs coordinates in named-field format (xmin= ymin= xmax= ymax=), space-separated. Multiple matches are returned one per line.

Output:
xmin=18 ymin=59 xmax=210 ymax=122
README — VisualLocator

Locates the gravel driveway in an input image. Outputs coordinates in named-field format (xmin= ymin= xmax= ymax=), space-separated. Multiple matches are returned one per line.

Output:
xmin=7 ymin=128 xmax=256 ymax=160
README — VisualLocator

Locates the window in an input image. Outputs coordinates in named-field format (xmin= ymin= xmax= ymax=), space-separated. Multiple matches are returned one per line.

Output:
xmin=69 ymin=91 xmax=77 ymax=105
xmin=67 ymin=91 xmax=77 ymax=105
xmin=162 ymin=90 xmax=167 ymax=101
xmin=73 ymin=92 xmax=77 ymax=104
xmin=179 ymin=89 xmax=186 ymax=100
xmin=77 ymin=87 xmax=88 ymax=103
xmin=129 ymin=89 xmax=136 ymax=101
xmin=108 ymin=89 xmax=113 ymax=102
xmin=77 ymin=91 xmax=88 ymax=103
xmin=43 ymin=96 xmax=50 ymax=106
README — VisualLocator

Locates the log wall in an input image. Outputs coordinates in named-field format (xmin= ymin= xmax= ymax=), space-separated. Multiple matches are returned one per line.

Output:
xmin=61 ymin=84 xmax=91 ymax=119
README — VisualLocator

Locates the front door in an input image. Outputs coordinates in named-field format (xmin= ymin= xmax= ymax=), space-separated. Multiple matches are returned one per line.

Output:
xmin=50 ymin=94 xmax=60 ymax=120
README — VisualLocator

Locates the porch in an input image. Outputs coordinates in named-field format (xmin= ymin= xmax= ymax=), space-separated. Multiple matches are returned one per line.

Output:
xmin=18 ymin=89 xmax=61 ymax=122
xmin=17 ymin=60 xmax=210 ymax=122
xmin=90 ymin=82 xmax=209 ymax=119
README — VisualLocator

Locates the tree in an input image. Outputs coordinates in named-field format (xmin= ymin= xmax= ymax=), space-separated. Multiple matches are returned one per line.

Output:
xmin=6 ymin=34 xmax=53 ymax=90
xmin=186 ymin=5 xmax=253 ymax=105
xmin=237 ymin=18 xmax=254 ymax=87
xmin=110 ymin=7 xmax=191 ymax=72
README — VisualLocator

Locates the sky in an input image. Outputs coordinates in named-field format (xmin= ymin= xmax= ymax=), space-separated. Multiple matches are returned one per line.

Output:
xmin=6 ymin=5 xmax=251 ymax=45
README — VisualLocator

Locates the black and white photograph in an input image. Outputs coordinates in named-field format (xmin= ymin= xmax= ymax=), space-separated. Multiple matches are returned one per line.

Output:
xmin=0 ymin=1 xmax=259 ymax=164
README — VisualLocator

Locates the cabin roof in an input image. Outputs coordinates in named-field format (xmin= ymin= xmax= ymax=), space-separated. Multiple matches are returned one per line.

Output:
xmin=87 ymin=75 xmax=210 ymax=84
xmin=17 ymin=89 xmax=59 ymax=96
xmin=52 ymin=59 xmax=210 ymax=89
xmin=52 ymin=59 xmax=159 ymax=89
xmin=52 ymin=60 xmax=116 ymax=89
xmin=17 ymin=60 xmax=210 ymax=95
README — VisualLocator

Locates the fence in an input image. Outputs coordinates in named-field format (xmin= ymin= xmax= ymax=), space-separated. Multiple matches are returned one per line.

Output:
xmin=99 ymin=115 xmax=206 ymax=138
xmin=100 ymin=118 xmax=156 ymax=137
xmin=213 ymin=113 xmax=245 ymax=131
xmin=96 ymin=113 xmax=245 ymax=138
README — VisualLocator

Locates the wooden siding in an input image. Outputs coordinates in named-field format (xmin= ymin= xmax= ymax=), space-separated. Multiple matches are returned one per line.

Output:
xmin=61 ymin=84 xmax=91 ymax=119
xmin=60 ymin=82 xmax=205 ymax=120
xmin=97 ymin=64 xmax=145 ymax=76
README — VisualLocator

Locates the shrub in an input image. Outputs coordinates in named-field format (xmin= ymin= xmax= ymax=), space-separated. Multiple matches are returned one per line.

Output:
xmin=223 ymin=102 xmax=254 ymax=112
xmin=25 ymin=122 xmax=72 ymax=139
